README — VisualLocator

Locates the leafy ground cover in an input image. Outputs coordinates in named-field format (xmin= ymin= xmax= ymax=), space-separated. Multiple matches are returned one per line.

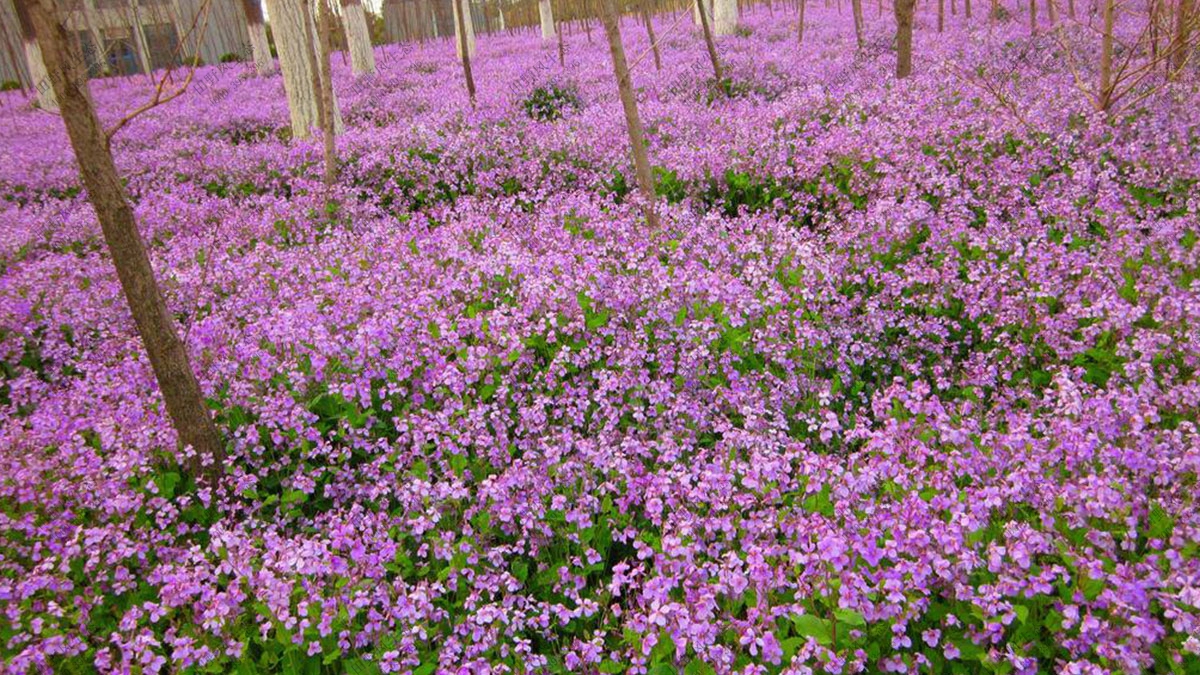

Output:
xmin=1 ymin=6 xmax=1199 ymax=674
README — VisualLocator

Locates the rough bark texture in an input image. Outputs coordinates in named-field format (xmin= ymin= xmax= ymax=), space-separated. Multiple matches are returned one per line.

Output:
xmin=696 ymin=0 xmax=724 ymax=81
xmin=642 ymin=0 xmax=662 ymax=70
xmin=453 ymin=0 xmax=476 ymax=58
xmin=798 ymin=0 xmax=806 ymax=42
xmin=265 ymin=0 xmax=323 ymax=137
xmin=599 ymin=0 xmax=659 ymax=230
xmin=27 ymin=0 xmax=224 ymax=483
xmin=13 ymin=0 xmax=57 ymax=109
xmin=455 ymin=0 xmax=477 ymax=101
xmin=317 ymin=0 xmax=338 ymax=188
xmin=851 ymin=0 xmax=864 ymax=45
xmin=1173 ymin=0 xmax=1194 ymax=72
xmin=1029 ymin=0 xmax=1037 ymax=33
xmin=247 ymin=19 xmax=275 ymax=75
xmin=540 ymin=0 xmax=556 ymax=38
xmin=341 ymin=0 xmax=377 ymax=75
xmin=894 ymin=0 xmax=915 ymax=77
xmin=714 ymin=0 xmax=738 ymax=34
xmin=241 ymin=0 xmax=276 ymax=75
xmin=1098 ymin=0 xmax=1114 ymax=110
xmin=938 ymin=0 xmax=944 ymax=30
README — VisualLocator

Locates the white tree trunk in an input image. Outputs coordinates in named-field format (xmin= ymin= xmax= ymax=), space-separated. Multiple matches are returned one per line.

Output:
xmin=539 ymin=0 xmax=556 ymax=38
xmin=247 ymin=19 xmax=275 ymax=75
xmin=24 ymin=39 xmax=57 ymax=111
xmin=714 ymin=0 xmax=737 ymax=34
xmin=341 ymin=0 xmax=376 ymax=75
xmin=693 ymin=0 xmax=713 ymax=25
xmin=264 ymin=0 xmax=342 ymax=138
xmin=453 ymin=0 xmax=476 ymax=58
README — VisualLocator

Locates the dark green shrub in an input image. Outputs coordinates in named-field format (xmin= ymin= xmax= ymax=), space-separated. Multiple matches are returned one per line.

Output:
xmin=522 ymin=84 xmax=581 ymax=122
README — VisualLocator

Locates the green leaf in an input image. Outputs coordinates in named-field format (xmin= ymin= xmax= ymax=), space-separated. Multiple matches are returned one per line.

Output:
xmin=833 ymin=608 xmax=866 ymax=627
xmin=599 ymin=661 xmax=626 ymax=674
xmin=344 ymin=658 xmax=383 ymax=675
xmin=1148 ymin=503 xmax=1174 ymax=540
xmin=684 ymin=660 xmax=716 ymax=675
xmin=791 ymin=614 xmax=833 ymax=645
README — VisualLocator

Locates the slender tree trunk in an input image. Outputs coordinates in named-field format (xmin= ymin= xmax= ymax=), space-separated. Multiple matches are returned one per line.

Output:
xmin=696 ymin=0 xmax=724 ymax=81
xmin=598 ymin=0 xmax=659 ymax=229
xmin=1098 ymin=0 xmax=1114 ymax=110
xmin=798 ymin=0 xmax=807 ymax=41
xmin=1067 ymin=0 xmax=1074 ymax=17
xmin=557 ymin=2 xmax=566 ymax=64
xmin=340 ymin=0 xmax=376 ymax=74
xmin=453 ymin=0 xmax=477 ymax=57
xmin=1171 ymin=0 xmax=1193 ymax=72
xmin=965 ymin=0 xmax=971 ymax=19
xmin=316 ymin=0 xmax=338 ymax=190
xmin=540 ymin=0 xmax=556 ymax=37
xmin=240 ymin=0 xmax=275 ymax=75
xmin=642 ymin=0 xmax=662 ymax=69
xmin=27 ymin=0 xmax=225 ymax=484
xmin=852 ymin=0 xmax=864 ymax=45
xmin=455 ymin=0 xmax=477 ymax=101
xmin=1046 ymin=0 xmax=1057 ymax=24
xmin=12 ymin=0 xmax=57 ymax=110
xmin=894 ymin=0 xmax=915 ymax=76
xmin=938 ymin=0 xmax=945 ymax=30
xmin=1029 ymin=0 xmax=1037 ymax=33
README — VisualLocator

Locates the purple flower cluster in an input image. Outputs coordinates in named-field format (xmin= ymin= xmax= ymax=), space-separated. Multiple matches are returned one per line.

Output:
xmin=1 ymin=4 xmax=1198 ymax=674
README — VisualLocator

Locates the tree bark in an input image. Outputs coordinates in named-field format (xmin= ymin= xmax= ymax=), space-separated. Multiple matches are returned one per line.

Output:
xmin=1172 ymin=0 xmax=1193 ymax=72
xmin=265 ymin=0 xmax=341 ymax=138
xmin=27 ymin=0 xmax=225 ymax=484
xmin=12 ymin=0 xmax=57 ymax=110
xmin=455 ymin=0 xmax=477 ymax=101
xmin=316 ymin=0 xmax=338 ymax=190
xmin=453 ymin=0 xmax=477 ymax=58
xmin=642 ymin=0 xmax=662 ymax=70
xmin=894 ymin=0 xmax=915 ymax=77
xmin=1029 ymin=0 xmax=1037 ymax=33
xmin=540 ymin=0 xmax=556 ymax=38
xmin=1098 ymin=0 xmax=1114 ymax=110
xmin=798 ymin=0 xmax=806 ymax=41
xmin=714 ymin=0 xmax=737 ymax=34
xmin=599 ymin=0 xmax=659 ymax=229
xmin=696 ymin=0 xmax=724 ymax=81
xmin=938 ymin=0 xmax=944 ymax=30
xmin=851 ymin=0 xmax=864 ymax=45
xmin=241 ymin=0 xmax=275 ymax=75
xmin=341 ymin=0 xmax=376 ymax=74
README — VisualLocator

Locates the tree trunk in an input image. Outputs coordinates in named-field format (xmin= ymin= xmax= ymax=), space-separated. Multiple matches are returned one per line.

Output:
xmin=965 ymin=0 xmax=971 ymax=19
xmin=265 ymin=0 xmax=341 ymax=138
xmin=1029 ymin=0 xmax=1037 ymax=33
xmin=240 ymin=0 xmax=275 ymax=75
xmin=455 ymin=0 xmax=477 ymax=101
xmin=894 ymin=0 xmax=915 ymax=77
xmin=599 ymin=0 xmax=659 ymax=229
xmin=27 ymin=0 xmax=225 ymax=484
xmin=798 ymin=0 xmax=807 ymax=41
xmin=938 ymin=0 xmax=945 ymax=30
xmin=316 ymin=0 xmax=338 ymax=190
xmin=453 ymin=0 xmax=477 ymax=58
xmin=696 ymin=0 xmax=724 ymax=81
xmin=540 ymin=0 xmax=556 ymax=37
xmin=714 ymin=0 xmax=737 ymax=34
xmin=1172 ymin=0 xmax=1193 ymax=72
xmin=1046 ymin=0 xmax=1057 ymax=24
xmin=557 ymin=1 xmax=566 ymax=64
xmin=851 ymin=0 xmax=864 ymax=45
xmin=642 ymin=0 xmax=662 ymax=69
xmin=341 ymin=0 xmax=376 ymax=74
xmin=1098 ymin=0 xmax=1114 ymax=110
xmin=12 ymin=0 xmax=57 ymax=110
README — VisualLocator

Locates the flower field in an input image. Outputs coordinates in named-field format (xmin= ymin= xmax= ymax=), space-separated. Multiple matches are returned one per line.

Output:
xmin=1 ymin=5 xmax=1199 ymax=674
